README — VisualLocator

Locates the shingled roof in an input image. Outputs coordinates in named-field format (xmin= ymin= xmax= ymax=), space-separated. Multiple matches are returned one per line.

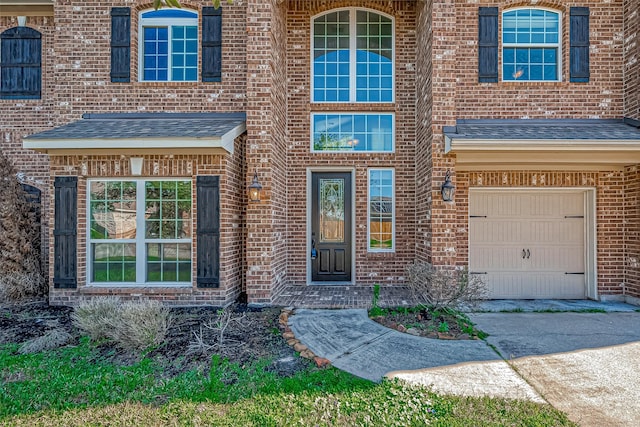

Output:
xmin=24 ymin=113 xmax=246 ymax=154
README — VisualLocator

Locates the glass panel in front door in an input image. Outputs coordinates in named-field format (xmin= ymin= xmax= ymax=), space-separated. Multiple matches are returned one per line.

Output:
xmin=319 ymin=178 xmax=345 ymax=243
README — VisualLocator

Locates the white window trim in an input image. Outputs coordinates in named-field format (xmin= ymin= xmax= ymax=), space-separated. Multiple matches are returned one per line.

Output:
xmin=310 ymin=112 xmax=395 ymax=153
xmin=87 ymin=178 xmax=192 ymax=287
xmin=367 ymin=168 xmax=395 ymax=252
xmin=310 ymin=7 xmax=396 ymax=103
xmin=138 ymin=9 xmax=199 ymax=82
xmin=501 ymin=7 xmax=562 ymax=82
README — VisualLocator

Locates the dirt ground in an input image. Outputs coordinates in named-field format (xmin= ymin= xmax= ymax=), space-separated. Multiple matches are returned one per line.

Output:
xmin=0 ymin=300 xmax=309 ymax=377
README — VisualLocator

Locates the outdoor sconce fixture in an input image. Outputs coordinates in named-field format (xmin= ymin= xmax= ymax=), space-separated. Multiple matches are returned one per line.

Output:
xmin=248 ymin=170 xmax=263 ymax=202
xmin=441 ymin=169 xmax=455 ymax=202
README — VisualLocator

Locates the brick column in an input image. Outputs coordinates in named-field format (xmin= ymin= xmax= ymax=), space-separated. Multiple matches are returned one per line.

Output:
xmin=245 ymin=0 xmax=288 ymax=304
xmin=428 ymin=0 xmax=458 ymax=268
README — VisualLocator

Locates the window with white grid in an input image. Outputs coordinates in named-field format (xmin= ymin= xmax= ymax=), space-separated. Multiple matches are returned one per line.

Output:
xmin=312 ymin=8 xmax=394 ymax=102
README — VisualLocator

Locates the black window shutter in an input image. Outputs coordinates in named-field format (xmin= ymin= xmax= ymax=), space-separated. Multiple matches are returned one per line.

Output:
xmin=478 ymin=7 xmax=499 ymax=83
xmin=202 ymin=7 xmax=222 ymax=82
xmin=110 ymin=7 xmax=131 ymax=83
xmin=0 ymin=27 xmax=42 ymax=99
xmin=196 ymin=176 xmax=220 ymax=288
xmin=53 ymin=177 xmax=77 ymax=289
xmin=570 ymin=7 xmax=590 ymax=83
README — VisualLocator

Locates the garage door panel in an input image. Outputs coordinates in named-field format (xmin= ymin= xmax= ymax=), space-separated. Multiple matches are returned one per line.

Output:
xmin=470 ymin=246 xmax=524 ymax=271
xmin=486 ymin=272 xmax=585 ymax=299
xmin=469 ymin=219 xmax=523 ymax=243
xmin=527 ymin=246 xmax=584 ymax=272
xmin=470 ymin=190 xmax=587 ymax=300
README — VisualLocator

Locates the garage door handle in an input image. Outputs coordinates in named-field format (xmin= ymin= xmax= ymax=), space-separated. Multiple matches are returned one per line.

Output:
xmin=470 ymin=272 xmax=487 ymax=275
xmin=526 ymin=249 xmax=530 ymax=259
xmin=522 ymin=249 xmax=526 ymax=259
xmin=565 ymin=272 xmax=585 ymax=275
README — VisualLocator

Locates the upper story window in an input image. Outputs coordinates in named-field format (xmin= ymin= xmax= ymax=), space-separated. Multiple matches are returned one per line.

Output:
xmin=139 ymin=9 xmax=198 ymax=82
xmin=502 ymin=8 xmax=560 ymax=81
xmin=0 ymin=27 xmax=42 ymax=99
xmin=312 ymin=9 xmax=394 ymax=102
xmin=312 ymin=113 xmax=394 ymax=152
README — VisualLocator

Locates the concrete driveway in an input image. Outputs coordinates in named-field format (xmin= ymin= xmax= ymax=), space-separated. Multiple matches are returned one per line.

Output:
xmin=289 ymin=306 xmax=640 ymax=427
xmin=393 ymin=312 xmax=640 ymax=427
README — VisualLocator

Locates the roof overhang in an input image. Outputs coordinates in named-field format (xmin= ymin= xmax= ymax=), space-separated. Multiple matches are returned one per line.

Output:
xmin=23 ymin=113 xmax=246 ymax=155
xmin=445 ymin=119 xmax=640 ymax=170
xmin=0 ymin=1 xmax=54 ymax=16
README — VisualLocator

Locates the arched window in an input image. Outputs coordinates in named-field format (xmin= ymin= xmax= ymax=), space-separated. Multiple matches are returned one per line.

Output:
xmin=312 ymin=9 xmax=394 ymax=102
xmin=139 ymin=9 xmax=198 ymax=82
xmin=0 ymin=27 xmax=42 ymax=99
xmin=502 ymin=8 xmax=561 ymax=81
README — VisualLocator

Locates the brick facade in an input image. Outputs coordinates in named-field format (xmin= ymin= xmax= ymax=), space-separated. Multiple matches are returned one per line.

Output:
xmin=624 ymin=0 xmax=639 ymax=120
xmin=1 ymin=0 xmax=639 ymax=305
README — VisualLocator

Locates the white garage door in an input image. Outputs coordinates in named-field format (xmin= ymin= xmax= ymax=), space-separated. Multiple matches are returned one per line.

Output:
xmin=469 ymin=191 xmax=586 ymax=299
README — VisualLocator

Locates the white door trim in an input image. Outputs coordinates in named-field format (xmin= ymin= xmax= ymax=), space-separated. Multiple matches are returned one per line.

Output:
xmin=306 ymin=167 xmax=356 ymax=285
xmin=469 ymin=187 xmax=597 ymax=300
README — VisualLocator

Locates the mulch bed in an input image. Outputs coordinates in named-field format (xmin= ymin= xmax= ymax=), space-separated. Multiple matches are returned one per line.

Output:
xmin=0 ymin=300 xmax=309 ymax=377
xmin=371 ymin=307 xmax=482 ymax=340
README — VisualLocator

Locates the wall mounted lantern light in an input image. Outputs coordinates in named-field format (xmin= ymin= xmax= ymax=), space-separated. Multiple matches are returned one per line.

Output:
xmin=248 ymin=170 xmax=263 ymax=202
xmin=441 ymin=169 xmax=455 ymax=202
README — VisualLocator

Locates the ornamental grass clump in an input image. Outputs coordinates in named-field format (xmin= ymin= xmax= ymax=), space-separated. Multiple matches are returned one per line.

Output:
xmin=73 ymin=297 xmax=171 ymax=353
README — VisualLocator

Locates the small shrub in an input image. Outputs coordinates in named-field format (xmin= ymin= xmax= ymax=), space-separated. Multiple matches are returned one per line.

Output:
xmin=72 ymin=296 xmax=120 ymax=342
xmin=405 ymin=262 xmax=487 ymax=310
xmin=73 ymin=297 xmax=171 ymax=353
xmin=113 ymin=300 xmax=171 ymax=352
xmin=19 ymin=329 xmax=72 ymax=354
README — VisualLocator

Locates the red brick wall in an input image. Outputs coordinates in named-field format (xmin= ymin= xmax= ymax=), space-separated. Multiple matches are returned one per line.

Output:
xmin=415 ymin=0 xmax=433 ymax=264
xmin=3 ymin=1 xmax=250 ymax=305
xmin=285 ymin=0 xmax=417 ymax=288
xmin=624 ymin=0 xmax=640 ymax=119
xmin=244 ymin=0 xmax=289 ymax=304
xmin=454 ymin=1 xmax=624 ymax=120
xmin=432 ymin=2 xmax=630 ymax=297
xmin=48 ymin=139 xmax=245 ymax=306
xmin=624 ymin=165 xmax=640 ymax=299
xmin=0 ymin=15 xmax=56 ymax=275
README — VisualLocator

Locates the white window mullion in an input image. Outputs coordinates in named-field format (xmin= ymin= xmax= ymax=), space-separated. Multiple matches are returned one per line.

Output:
xmin=135 ymin=180 xmax=146 ymax=284
xmin=349 ymin=9 xmax=357 ymax=102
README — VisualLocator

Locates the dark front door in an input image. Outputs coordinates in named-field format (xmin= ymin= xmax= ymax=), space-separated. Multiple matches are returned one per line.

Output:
xmin=311 ymin=172 xmax=352 ymax=282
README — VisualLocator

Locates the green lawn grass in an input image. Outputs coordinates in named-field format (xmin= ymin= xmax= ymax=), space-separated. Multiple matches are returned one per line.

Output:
xmin=0 ymin=340 xmax=576 ymax=426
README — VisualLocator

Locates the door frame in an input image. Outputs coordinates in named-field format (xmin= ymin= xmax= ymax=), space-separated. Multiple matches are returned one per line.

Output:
xmin=468 ymin=187 xmax=597 ymax=300
xmin=307 ymin=167 xmax=356 ymax=285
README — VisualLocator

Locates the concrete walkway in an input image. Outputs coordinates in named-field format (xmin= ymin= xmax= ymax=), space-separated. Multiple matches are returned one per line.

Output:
xmin=288 ymin=303 xmax=640 ymax=427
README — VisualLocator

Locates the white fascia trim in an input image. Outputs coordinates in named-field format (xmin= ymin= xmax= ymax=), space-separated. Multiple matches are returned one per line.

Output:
xmin=446 ymin=138 xmax=640 ymax=153
xmin=24 ymin=123 xmax=245 ymax=154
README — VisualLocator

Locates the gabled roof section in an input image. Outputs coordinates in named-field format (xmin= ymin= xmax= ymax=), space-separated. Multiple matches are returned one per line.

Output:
xmin=444 ymin=119 xmax=640 ymax=169
xmin=24 ymin=113 xmax=246 ymax=155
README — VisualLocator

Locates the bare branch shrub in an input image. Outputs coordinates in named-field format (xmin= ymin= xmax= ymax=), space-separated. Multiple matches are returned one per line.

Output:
xmin=405 ymin=262 xmax=487 ymax=310
xmin=19 ymin=329 xmax=73 ymax=354
xmin=188 ymin=307 xmax=248 ymax=356
xmin=73 ymin=297 xmax=171 ymax=353
xmin=0 ymin=153 xmax=45 ymax=301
